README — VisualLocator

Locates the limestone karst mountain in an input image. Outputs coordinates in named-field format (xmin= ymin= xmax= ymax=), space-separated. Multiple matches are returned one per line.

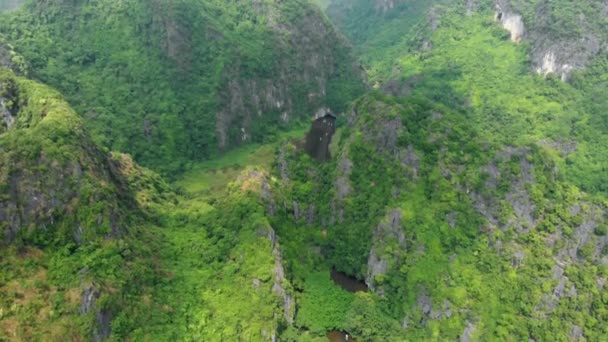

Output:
xmin=1 ymin=0 xmax=608 ymax=341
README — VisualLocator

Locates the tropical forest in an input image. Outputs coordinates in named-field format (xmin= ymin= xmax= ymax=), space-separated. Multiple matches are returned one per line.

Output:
xmin=1 ymin=0 xmax=608 ymax=341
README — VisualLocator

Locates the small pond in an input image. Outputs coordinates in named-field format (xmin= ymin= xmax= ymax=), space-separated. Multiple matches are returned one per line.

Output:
xmin=330 ymin=268 xmax=368 ymax=293
xmin=327 ymin=330 xmax=357 ymax=342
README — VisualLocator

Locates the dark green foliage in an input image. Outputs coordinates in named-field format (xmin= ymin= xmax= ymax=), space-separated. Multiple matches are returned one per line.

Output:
xmin=0 ymin=0 xmax=364 ymax=174
xmin=3 ymin=0 xmax=608 ymax=341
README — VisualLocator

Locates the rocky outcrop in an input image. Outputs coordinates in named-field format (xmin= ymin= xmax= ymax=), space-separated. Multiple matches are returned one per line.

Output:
xmin=241 ymin=169 xmax=294 ymax=324
xmin=265 ymin=228 xmax=294 ymax=326
xmin=495 ymin=10 xmax=525 ymax=43
xmin=0 ymin=71 xmax=131 ymax=245
xmin=0 ymin=97 xmax=15 ymax=132
xmin=470 ymin=147 xmax=537 ymax=234
xmin=215 ymin=2 xmax=364 ymax=151
xmin=365 ymin=209 xmax=406 ymax=292
xmin=80 ymin=285 xmax=112 ymax=342
xmin=492 ymin=0 xmax=606 ymax=80
xmin=269 ymin=230 xmax=295 ymax=324
xmin=460 ymin=322 xmax=476 ymax=342
xmin=2 ymin=0 xmax=364 ymax=171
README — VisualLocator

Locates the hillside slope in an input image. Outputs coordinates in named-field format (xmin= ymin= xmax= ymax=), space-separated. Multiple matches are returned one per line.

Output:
xmin=0 ymin=0 xmax=365 ymax=173
xmin=326 ymin=0 xmax=608 ymax=82
xmin=270 ymin=93 xmax=608 ymax=341
xmin=2 ymin=0 xmax=608 ymax=341
xmin=0 ymin=63 xmax=292 ymax=340
xmin=256 ymin=1 xmax=608 ymax=340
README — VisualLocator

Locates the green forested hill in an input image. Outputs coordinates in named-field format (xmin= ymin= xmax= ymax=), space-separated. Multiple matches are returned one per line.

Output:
xmin=263 ymin=0 xmax=608 ymax=340
xmin=0 ymin=64 xmax=295 ymax=340
xmin=0 ymin=0 xmax=365 ymax=174
xmin=2 ymin=0 xmax=608 ymax=341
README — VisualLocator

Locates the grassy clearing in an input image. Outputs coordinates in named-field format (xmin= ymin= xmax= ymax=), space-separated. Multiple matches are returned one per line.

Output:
xmin=175 ymin=127 xmax=308 ymax=196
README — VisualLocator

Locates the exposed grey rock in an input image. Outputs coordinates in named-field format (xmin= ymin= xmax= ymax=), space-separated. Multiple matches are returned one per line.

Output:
xmin=332 ymin=153 xmax=353 ymax=224
xmin=471 ymin=147 xmax=537 ymax=234
xmin=293 ymin=201 xmax=300 ymax=221
xmin=366 ymin=249 xmax=388 ymax=292
xmin=1 ymin=145 xmax=124 ymax=244
xmin=417 ymin=293 xmax=432 ymax=316
xmin=0 ymin=0 xmax=24 ymax=12
xmin=260 ymin=176 xmax=276 ymax=216
xmin=465 ymin=0 xmax=477 ymax=16
xmin=400 ymin=144 xmax=420 ymax=179
xmin=80 ymin=285 xmax=111 ymax=342
xmin=447 ymin=212 xmax=457 ymax=229
xmin=0 ymin=97 xmax=15 ymax=133
xmin=443 ymin=300 xmax=453 ymax=318
xmin=570 ymin=204 xmax=582 ymax=217
xmin=215 ymin=3 xmax=365 ymax=151
xmin=429 ymin=300 xmax=452 ymax=320
xmin=495 ymin=8 xmax=525 ymax=43
xmin=463 ymin=1 xmax=608 ymax=80
xmin=540 ymin=139 xmax=578 ymax=157
xmin=366 ymin=209 xmax=406 ymax=292
xmin=81 ymin=286 xmax=100 ymax=315
xmin=361 ymin=108 xmax=404 ymax=156
xmin=570 ymin=325 xmax=583 ymax=342
xmin=561 ymin=204 xmax=607 ymax=261
xmin=533 ymin=32 xmax=601 ymax=81
xmin=336 ymin=155 xmax=353 ymax=201
xmin=428 ymin=7 xmax=441 ymax=32
xmin=512 ymin=249 xmax=525 ymax=268
xmin=94 ymin=310 xmax=112 ymax=342
xmin=312 ymin=107 xmax=333 ymax=120
xmin=306 ymin=203 xmax=316 ymax=225
xmin=597 ymin=277 xmax=606 ymax=290
xmin=266 ymin=226 xmax=294 ymax=324
xmin=461 ymin=322 xmax=476 ymax=342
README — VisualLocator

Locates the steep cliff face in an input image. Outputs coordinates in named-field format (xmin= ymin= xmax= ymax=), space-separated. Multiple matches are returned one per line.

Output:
xmin=0 ymin=0 xmax=365 ymax=173
xmin=272 ymin=93 xmax=608 ymax=340
xmin=488 ymin=0 xmax=608 ymax=79
xmin=325 ymin=0 xmax=607 ymax=80
xmin=0 ymin=67 xmax=172 ymax=341
xmin=0 ymin=68 xmax=130 ymax=245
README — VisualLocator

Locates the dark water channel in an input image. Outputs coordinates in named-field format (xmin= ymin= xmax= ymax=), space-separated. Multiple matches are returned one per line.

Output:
xmin=330 ymin=268 xmax=368 ymax=293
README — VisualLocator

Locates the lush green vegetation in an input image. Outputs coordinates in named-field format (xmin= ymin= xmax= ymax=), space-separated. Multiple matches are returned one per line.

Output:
xmin=325 ymin=0 xmax=445 ymax=80
xmin=0 ymin=0 xmax=364 ymax=174
xmin=3 ymin=0 xmax=608 ymax=341
xmin=0 ymin=66 xmax=292 ymax=340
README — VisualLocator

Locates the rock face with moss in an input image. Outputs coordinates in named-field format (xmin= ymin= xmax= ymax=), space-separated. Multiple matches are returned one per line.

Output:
xmin=326 ymin=0 xmax=608 ymax=80
xmin=2 ymin=0 xmax=608 ymax=341
xmin=0 ymin=0 xmax=365 ymax=173
xmin=0 ymin=68 xmax=129 ymax=244
xmin=487 ymin=0 xmax=608 ymax=79
xmin=259 ymin=0 xmax=608 ymax=339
